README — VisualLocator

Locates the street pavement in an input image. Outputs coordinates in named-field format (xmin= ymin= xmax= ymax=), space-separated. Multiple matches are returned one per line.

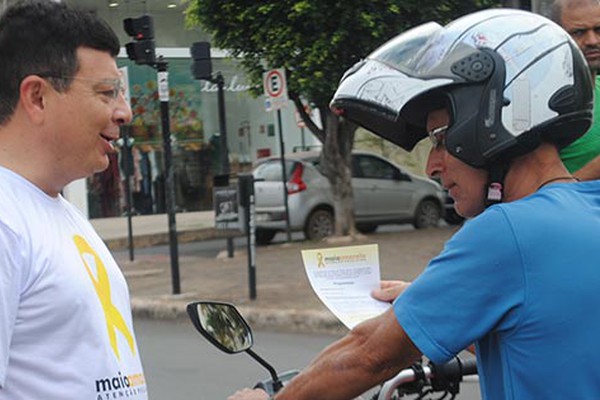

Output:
xmin=93 ymin=212 xmax=459 ymax=334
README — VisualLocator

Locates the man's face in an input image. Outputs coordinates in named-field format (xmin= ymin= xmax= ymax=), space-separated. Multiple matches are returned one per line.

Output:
xmin=425 ymin=109 xmax=488 ymax=219
xmin=43 ymin=47 xmax=132 ymax=182
xmin=561 ymin=3 xmax=600 ymax=73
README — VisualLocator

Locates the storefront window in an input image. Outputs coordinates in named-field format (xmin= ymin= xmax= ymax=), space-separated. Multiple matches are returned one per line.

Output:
xmin=87 ymin=57 xmax=256 ymax=218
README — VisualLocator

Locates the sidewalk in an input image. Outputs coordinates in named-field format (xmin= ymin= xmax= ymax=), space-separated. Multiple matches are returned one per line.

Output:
xmin=91 ymin=211 xmax=239 ymax=251
xmin=94 ymin=213 xmax=458 ymax=334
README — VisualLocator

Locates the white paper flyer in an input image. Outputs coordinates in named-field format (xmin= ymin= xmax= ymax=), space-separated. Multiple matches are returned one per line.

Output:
xmin=301 ymin=244 xmax=390 ymax=329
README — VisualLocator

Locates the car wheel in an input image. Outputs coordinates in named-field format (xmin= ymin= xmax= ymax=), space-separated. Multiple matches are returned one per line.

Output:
xmin=255 ymin=229 xmax=277 ymax=245
xmin=356 ymin=224 xmax=378 ymax=234
xmin=413 ymin=199 xmax=441 ymax=229
xmin=304 ymin=209 xmax=334 ymax=241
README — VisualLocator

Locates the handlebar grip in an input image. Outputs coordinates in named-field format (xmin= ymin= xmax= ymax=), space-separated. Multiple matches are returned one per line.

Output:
xmin=431 ymin=356 xmax=477 ymax=381
xmin=429 ymin=356 xmax=478 ymax=394
xmin=460 ymin=358 xmax=478 ymax=376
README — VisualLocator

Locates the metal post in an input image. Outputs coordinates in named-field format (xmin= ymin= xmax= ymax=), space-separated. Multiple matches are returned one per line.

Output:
xmin=277 ymin=109 xmax=292 ymax=242
xmin=248 ymin=188 xmax=256 ymax=300
xmin=215 ymin=72 xmax=230 ymax=176
xmin=121 ymin=126 xmax=135 ymax=262
xmin=157 ymin=57 xmax=181 ymax=295
xmin=239 ymin=174 xmax=256 ymax=299
xmin=215 ymin=72 xmax=234 ymax=257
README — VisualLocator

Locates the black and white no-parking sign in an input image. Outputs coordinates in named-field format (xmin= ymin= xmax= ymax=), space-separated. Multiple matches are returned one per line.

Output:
xmin=263 ymin=68 xmax=288 ymax=111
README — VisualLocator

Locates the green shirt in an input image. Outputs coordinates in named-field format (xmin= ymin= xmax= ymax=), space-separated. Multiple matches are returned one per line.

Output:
xmin=560 ymin=76 xmax=600 ymax=173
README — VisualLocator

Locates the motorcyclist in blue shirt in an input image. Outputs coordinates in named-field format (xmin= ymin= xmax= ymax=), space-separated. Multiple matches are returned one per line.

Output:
xmin=230 ymin=8 xmax=600 ymax=400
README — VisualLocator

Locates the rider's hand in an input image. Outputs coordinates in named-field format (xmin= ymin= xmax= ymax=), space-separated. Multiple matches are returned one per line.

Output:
xmin=372 ymin=280 xmax=411 ymax=303
xmin=227 ymin=388 xmax=270 ymax=400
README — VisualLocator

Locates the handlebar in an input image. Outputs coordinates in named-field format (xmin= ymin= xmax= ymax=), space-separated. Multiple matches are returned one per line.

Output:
xmin=250 ymin=357 xmax=477 ymax=399
xmin=376 ymin=357 xmax=477 ymax=400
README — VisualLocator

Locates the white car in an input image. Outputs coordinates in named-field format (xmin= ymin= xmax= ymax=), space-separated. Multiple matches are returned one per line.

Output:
xmin=252 ymin=150 xmax=445 ymax=244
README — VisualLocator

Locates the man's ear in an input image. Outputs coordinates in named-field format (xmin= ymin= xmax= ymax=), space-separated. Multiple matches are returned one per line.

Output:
xmin=19 ymin=75 xmax=50 ymax=125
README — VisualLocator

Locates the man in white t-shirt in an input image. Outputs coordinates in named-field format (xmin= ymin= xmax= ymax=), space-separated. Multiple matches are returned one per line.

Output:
xmin=0 ymin=1 xmax=147 ymax=399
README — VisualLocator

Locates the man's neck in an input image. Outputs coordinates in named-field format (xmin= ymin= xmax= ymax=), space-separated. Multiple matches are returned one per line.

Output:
xmin=0 ymin=124 xmax=64 ymax=198
xmin=503 ymin=143 xmax=575 ymax=202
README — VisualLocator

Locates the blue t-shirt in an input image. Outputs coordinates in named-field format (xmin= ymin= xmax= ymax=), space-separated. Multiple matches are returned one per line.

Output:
xmin=394 ymin=181 xmax=600 ymax=399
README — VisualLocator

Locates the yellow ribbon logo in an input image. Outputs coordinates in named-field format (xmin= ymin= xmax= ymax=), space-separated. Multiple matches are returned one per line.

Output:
xmin=317 ymin=252 xmax=325 ymax=268
xmin=74 ymin=235 xmax=135 ymax=360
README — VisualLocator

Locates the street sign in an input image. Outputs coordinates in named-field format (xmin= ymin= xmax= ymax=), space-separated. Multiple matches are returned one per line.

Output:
xmin=213 ymin=186 xmax=239 ymax=230
xmin=263 ymin=68 xmax=288 ymax=111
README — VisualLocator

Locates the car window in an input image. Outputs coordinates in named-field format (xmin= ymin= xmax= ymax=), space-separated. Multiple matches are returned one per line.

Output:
xmin=253 ymin=160 xmax=297 ymax=181
xmin=352 ymin=155 xmax=398 ymax=180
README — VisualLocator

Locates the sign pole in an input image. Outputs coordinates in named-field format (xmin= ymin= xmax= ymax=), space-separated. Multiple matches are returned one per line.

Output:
xmin=276 ymin=109 xmax=292 ymax=242
xmin=263 ymin=68 xmax=291 ymax=242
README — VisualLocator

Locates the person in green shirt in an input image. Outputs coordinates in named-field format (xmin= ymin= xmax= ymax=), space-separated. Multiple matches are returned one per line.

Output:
xmin=552 ymin=0 xmax=600 ymax=180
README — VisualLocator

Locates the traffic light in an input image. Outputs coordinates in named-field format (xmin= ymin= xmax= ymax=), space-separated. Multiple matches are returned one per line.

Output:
xmin=123 ymin=15 xmax=156 ymax=65
xmin=190 ymin=42 xmax=212 ymax=80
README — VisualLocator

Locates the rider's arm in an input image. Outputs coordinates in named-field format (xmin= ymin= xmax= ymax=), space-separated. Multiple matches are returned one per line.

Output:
xmin=272 ymin=307 xmax=422 ymax=400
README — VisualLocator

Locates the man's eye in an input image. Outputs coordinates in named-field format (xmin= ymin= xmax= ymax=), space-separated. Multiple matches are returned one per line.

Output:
xmin=570 ymin=29 xmax=586 ymax=37
xmin=98 ymin=88 xmax=118 ymax=99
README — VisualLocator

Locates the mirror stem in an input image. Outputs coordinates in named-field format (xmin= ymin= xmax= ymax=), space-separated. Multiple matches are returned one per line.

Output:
xmin=246 ymin=348 xmax=283 ymax=392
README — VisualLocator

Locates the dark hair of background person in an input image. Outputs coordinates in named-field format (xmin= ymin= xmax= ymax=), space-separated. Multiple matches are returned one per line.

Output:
xmin=0 ymin=0 xmax=121 ymax=125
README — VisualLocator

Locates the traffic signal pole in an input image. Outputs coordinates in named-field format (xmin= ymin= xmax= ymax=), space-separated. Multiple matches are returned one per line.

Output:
xmin=124 ymin=15 xmax=180 ymax=294
xmin=191 ymin=42 xmax=234 ymax=258
xmin=157 ymin=58 xmax=181 ymax=295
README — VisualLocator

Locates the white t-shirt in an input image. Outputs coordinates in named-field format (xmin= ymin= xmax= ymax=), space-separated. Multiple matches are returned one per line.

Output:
xmin=0 ymin=167 xmax=147 ymax=399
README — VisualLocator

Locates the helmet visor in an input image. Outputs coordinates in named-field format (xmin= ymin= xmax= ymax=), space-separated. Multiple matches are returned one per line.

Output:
xmin=330 ymin=21 xmax=467 ymax=150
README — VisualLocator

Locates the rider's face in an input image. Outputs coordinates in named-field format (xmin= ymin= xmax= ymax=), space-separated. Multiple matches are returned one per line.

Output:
xmin=425 ymin=109 xmax=488 ymax=219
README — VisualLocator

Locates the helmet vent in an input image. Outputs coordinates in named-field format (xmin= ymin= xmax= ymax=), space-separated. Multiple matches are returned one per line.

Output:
xmin=451 ymin=52 xmax=494 ymax=82
xmin=548 ymin=85 xmax=576 ymax=113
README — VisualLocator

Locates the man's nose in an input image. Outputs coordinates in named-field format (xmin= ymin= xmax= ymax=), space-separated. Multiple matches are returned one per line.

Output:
xmin=114 ymin=93 xmax=133 ymax=125
xmin=426 ymin=146 xmax=444 ymax=179
xmin=582 ymin=28 xmax=600 ymax=47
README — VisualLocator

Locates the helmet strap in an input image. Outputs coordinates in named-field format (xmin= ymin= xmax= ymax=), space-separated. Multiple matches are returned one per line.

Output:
xmin=485 ymin=163 xmax=509 ymax=207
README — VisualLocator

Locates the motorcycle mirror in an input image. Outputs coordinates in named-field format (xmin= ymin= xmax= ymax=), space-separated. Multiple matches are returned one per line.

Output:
xmin=186 ymin=301 xmax=253 ymax=354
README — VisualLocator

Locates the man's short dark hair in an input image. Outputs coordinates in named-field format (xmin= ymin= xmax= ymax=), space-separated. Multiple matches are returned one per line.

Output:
xmin=550 ymin=0 xmax=600 ymax=24
xmin=0 ymin=0 xmax=121 ymax=125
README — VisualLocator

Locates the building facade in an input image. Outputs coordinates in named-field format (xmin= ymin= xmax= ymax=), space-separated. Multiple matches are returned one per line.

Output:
xmin=1 ymin=0 xmax=319 ymax=218
xmin=2 ymin=0 xmax=551 ymax=218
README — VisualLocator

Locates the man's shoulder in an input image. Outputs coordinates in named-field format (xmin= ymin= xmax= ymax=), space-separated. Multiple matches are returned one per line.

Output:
xmin=473 ymin=183 xmax=600 ymax=226
xmin=461 ymin=188 xmax=576 ymax=230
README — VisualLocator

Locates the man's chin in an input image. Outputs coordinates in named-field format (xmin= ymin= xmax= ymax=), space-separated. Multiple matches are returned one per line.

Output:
xmin=455 ymin=203 xmax=485 ymax=219
xmin=587 ymin=60 xmax=600 ymax=75
xmin=92 ymin=159 xmax=111 ymax=175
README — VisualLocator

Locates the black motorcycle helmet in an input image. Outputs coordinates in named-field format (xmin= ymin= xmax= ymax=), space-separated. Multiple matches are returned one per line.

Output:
xmin=331 ymin=9 xmax=593 ymax=198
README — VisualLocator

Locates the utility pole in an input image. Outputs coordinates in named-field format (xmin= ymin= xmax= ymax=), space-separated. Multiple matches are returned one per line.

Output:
xmin=191 ymin=41 xmax=234 ymax=258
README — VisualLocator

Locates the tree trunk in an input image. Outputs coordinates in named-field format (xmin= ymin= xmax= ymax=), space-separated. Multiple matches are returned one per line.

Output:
xmin=291 ymin=95 xmax=358 ymax=238
xmin=320 ymin=110 xmax=356 ymax=237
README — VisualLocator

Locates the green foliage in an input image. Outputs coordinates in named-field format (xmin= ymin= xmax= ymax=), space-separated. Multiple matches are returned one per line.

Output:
xmin=184 ymin=0 xmax=501 ymax=107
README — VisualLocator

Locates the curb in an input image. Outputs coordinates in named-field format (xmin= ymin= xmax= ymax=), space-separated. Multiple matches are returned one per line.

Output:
xmin=105 ymin=228 xmax=243 ymax=251
xmin=130 ymin=297 xmax=347 ymax=335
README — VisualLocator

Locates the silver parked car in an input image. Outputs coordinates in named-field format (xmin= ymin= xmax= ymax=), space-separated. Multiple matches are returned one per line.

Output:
xmin=252 ymin=150 xmax=445 ymax=244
